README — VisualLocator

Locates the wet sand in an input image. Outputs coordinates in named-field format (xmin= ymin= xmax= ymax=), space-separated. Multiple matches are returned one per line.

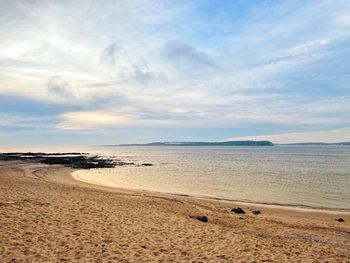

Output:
xmin=1 ymin=161 xmax=350 ymax=262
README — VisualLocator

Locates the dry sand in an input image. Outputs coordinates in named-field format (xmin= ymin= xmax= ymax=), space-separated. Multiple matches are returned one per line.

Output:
xmin=1 ymin=161 xmax=350 ymax=262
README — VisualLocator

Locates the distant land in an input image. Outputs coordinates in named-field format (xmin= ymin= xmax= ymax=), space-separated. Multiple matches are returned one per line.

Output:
xmin=104 ymin=140 xmax=274 ymax=147
xmin=100 ymin=141 xmax=350 ymax=147
xmin=278 ymin=142 xmax=350 ymax=146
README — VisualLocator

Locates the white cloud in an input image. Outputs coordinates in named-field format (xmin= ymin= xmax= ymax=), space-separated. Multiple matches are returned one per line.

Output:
xmin=268 ymin=39 xmax=330 ymax=64
xmin=56 ymin=110 xmax=178 ymax=130
xmin=57 ymin=111 xmax=131 ymax=130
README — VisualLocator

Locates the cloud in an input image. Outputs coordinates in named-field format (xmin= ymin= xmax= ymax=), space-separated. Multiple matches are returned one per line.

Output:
xmin=99 ymin=43 xmax=119 ymax=67
xmin=56 ymin=110 xmax=177 ymax=130
xmin=98 ymin=42 xmax=166 ymax=84
xmin=57 ymin=111 xmax=130 ymax=130
xmin=118 ymin=64 xmax=167 ymax=84
xmin=47 ymin=76 xmax=74 ymax=99
xmin=162 ymin=40 xmax=219 ymax=71
xmin=268 ymin=39 xmax=330 ymax=64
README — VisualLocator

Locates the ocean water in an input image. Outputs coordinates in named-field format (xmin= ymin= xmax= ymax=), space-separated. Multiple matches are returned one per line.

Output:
xmin=73 ymin=146 xmax=350 ymax=211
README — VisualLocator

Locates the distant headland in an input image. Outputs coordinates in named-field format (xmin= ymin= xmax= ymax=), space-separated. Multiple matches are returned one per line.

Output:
xmin=105 ymin=140 xmax=274 ymax=147
xmin=100 ymin=141 xmax=350 ymax=147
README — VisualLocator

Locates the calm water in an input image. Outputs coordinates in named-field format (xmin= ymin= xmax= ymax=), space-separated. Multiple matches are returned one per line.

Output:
xmin=73 ymin=146 xmax=350 ymax=210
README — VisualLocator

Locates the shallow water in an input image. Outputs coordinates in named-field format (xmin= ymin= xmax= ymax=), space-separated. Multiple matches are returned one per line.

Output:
xmin=72 ymin=146 xmax=350 ymax=211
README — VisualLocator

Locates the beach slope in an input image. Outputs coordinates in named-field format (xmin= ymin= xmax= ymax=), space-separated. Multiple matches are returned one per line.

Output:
xmin=1 ymin=162 xmax=349 ymax=262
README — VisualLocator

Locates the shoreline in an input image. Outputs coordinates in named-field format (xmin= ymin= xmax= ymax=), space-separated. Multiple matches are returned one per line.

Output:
xmin=2 ymin=150 xmax=350 ymax=213
xmin=62 ymin=162 xmax=350 ymax=220
xmin=1 ymin=161 xmax=350 ymax=262
xmin=3 ymin=159 xmax=350 ymax=214
xmin=3 ymin=160 xmax=350 ymax=220
xmin=72 ymin=169 xmax=350 ymax=215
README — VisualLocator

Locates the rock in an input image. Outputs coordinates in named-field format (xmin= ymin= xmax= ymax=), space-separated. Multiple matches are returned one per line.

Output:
xmin=142 ymin=163 xmax=153 ymax=166
xmin=252 ymin=210 xmax=261 ymax=215
xmin=190 ymin=215 xmax=208 ymax=223
xmin=0 ymin=152 xmax=120 ymax=169
xmin=239 ymin=217 xmax=244 ymax=220
xmin=231 ymin=207 xmax=245 ymax=214
xmin=336 ymin=218 xmax=345 ymax=222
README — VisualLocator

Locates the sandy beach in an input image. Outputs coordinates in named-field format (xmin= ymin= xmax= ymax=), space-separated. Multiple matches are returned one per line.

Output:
xmin=1 ymin=161 xmax=350 ymax=262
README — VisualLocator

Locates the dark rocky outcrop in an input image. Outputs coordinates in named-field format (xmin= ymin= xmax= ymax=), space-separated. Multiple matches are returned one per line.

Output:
xmin=252 ymin=210 xmax=261 ymax=215
xmin=231 ymin=207 xmax=245 ymax=214
xmin=190 ymin=215 xmax=208 ymax=223
xmin=0 ymin=152 xmax=135 ymax=169
xmin=141 ymin=163 xmax=153 ymax=166
xmin=336 ymin=218 xmax=345 ymax=222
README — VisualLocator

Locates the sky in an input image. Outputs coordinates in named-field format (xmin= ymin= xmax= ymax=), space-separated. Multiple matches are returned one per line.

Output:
xmin=0 ymin=0 xmax=350 ymax=146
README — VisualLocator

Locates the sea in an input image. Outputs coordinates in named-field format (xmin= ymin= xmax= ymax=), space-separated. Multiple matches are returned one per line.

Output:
xmin=71 ymin=145 xmax=350 ymax=211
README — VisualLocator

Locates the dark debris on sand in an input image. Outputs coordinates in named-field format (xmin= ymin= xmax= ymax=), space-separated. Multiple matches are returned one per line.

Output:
xmin=252 ymin=210 xmax=261 ymax=215
xmin=231 ymin=207 xmax=246 ymax=214
xmin=190 ymin=215 xmax=208 ymax=223
xmin=0 ymin=152 xmax=136 ymax=169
